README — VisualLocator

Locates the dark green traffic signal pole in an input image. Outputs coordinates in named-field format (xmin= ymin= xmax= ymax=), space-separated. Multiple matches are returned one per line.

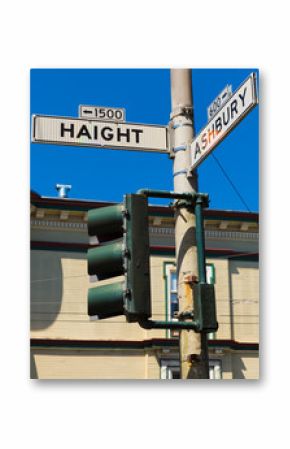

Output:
xmin=195 ymin=193 xmax=209 ymax=284
xmin=136 ymin=188 xmax=216 ymax=333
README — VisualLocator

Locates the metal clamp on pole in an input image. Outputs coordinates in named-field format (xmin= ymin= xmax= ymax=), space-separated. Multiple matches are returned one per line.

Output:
xmin=170 ymin=105 xmax=193 ymax=121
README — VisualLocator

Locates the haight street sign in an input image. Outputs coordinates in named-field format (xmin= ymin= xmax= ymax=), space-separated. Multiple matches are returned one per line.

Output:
xmin=32 ymin=115 xmax=168 ymax=153
xmin=189 ymin=72 xmax=258 ymax=172
xmin=79 ymin=105 xmax=126 ymax=122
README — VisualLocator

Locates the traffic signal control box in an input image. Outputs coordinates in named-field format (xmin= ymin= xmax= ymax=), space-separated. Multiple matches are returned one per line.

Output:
xmin=193 ymin=283 xmax=218 ymax=332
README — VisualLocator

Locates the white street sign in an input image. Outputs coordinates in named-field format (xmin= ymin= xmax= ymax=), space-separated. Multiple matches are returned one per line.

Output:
xmin=207 ymin=84 xmax=232 ymax=121
xmin=79 ymin=105 xmax=126 ymax=122
xmin=190 ymin=73 xmax=258 ymax=172
xmin=32 ymin=115 xmax=168 ymax=153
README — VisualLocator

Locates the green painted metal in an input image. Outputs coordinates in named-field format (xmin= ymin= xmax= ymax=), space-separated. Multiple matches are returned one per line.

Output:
xmin=87 ymin=203 xmax=125 ymax=318
xmin=87 ymin=240 xmax=123 ymax=280
xmin=88 ymin=203 xmax=123 ymax=242
xmin=86 ymin=189 xmax=219 ymax=331
xmin=87 ymin=193 xmax=151 ymax=322
xmin=135 ymin=190 xmax=217 ymax=333
xmin=138 ymin=319 xmax=199 ymax=331
xmin=88 ymin=281 xmax=124 ymax=318
xmin=124 ymin=194 xmax=151 ymax=321
xmin=137 ymin=282 xmax=218 ymax=332
xmin=194 ymin=195 xmax=218 ymax=333
xmin=195 ymin=196 xmax=207 ymax=283
xmin=137 ymin=188 xmax=196 ymax=203
xmin=193 ymin=283 xmax=218 ymax=332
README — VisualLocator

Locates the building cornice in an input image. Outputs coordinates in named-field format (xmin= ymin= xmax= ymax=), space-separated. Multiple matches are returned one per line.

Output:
xmin=31 ymin=218 xmax=87 ymax=232
xmin=30 ymin=338 xmax=259 ymax=352
xmin=150 ymin=226 xmax=258 ymax=241
xmin=31 ymin=215 xmax=258 ymax=238
xmin=31 ymin=192 xmax=259 ymax=223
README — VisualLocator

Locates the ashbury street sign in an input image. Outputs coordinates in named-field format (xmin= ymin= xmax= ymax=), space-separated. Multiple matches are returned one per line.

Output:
xmin=207 ymin=84 xmax=232 ymax=121
xmin=189 ymin=73 xmax=258 ymax=172
xmin=32 ymin=115 xmax=168 ymax=153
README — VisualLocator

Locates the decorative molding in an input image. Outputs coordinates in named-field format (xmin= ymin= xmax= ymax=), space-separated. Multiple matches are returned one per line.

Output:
xmin=152 ymin=217 xmax=162 ymax=226
xmin=150 ymin=226 xmax=174 ymax=236
xmin=31 ymin=219 xmax=87 ymax=231
xmin=31 ymin=220 xmax=258 ymax=240
xmin=240 ymin=222 xmax=249 ymax=231
xmin=219 ymin=221 xmax=228 ymax=230
xmin=60 ymin=211 xmax=69 ymax=220
xmin=149 ymin=226 xmax=258 ymax=241
xmin=205 ymin=230 xmax=258 ymax=241
xmin=214 ymin=348 xmax=224 ymax=355
xmin=35 ymin=209 xmax=45 ymax=219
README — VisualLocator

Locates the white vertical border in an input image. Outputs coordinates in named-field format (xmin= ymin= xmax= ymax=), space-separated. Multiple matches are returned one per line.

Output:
xmin=2 ymin=0 xmax=284 ymax=445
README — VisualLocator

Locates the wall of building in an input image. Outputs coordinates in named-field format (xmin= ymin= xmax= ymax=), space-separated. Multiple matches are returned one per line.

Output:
xmin=31 ymin=250 xmax=169 ymax=342
xmin=31 ymin=348 xmax=160 ymax=380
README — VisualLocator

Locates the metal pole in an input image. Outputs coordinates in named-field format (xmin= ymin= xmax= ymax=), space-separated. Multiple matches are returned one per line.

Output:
xmin=170 ymin=69 xmax=209 ymax=379
xmin=138 ymin=319 xmax=198 ymax=331
xmin=136 ymin=188 xmax=196 ymax=202
xmin=195 ymin=195 xmax=210 ymax=375
xmin=195 ymin=195 xmax=207 ymax=284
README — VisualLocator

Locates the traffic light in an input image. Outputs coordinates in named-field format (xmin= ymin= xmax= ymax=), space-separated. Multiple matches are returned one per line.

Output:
xmin=87 ymin=194 xmax=151 ymax=322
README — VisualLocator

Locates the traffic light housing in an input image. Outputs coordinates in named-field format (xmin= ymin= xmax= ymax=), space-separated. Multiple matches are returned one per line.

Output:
xmin=87 ymin=194 xmax=151 ymax=322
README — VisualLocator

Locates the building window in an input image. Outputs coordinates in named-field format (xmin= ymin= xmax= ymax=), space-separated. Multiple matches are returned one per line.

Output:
xmin=160 ymin=360 xmax=180 ymax=379
xmin=206 ymin=263 xmax=216 ymax=340
xmin=164 ymin=263 xmax=178 ymax=338
xmin=206 ymin=263 xmax=215 ymax=284
xmin=169 ymin=270 xmax=178 ymax=319
xmin=209 ymin=360 xmax=222 ymax=379
xmin=161 ymin=360 xmax=222 ymax=379
xmin=164 ymin=263 xmax=178 ymax=322
xmin=164 ymin=262 xmax=215 ymax=320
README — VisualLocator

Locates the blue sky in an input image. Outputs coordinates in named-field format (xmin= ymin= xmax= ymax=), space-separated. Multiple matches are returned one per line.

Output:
xmin=30 ymin=68 xmax=258 ymax=211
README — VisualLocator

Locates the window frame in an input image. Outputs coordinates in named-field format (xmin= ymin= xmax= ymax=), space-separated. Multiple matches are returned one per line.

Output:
xmin=163 ymin=261 xmax=216 ymax=334
xmin=209 ymin=359 xmax=222 ymax=379
xmin=160 ymin=359 xmax=180 ymax=379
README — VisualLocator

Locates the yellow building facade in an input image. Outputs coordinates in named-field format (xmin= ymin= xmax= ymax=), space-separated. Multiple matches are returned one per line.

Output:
xmin=30 ymin=191 xmax=259 ymax=379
